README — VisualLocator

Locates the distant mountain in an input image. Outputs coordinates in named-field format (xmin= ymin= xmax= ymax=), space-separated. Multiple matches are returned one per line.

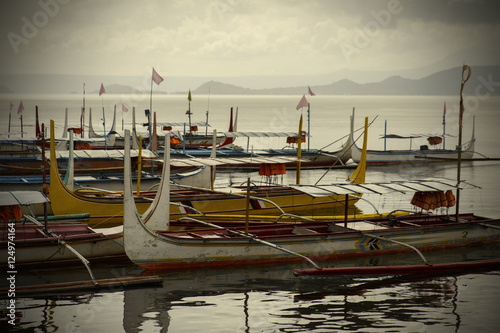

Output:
xmin=0 ymin=85 xmax=13 ymax=93
xmin=1 ymin=65 xmax=498 ymax=96
xmin=89 ymin=83 xmax=149 ymax=95
xmin=194 ymin=81 xmax=253 ymax=94
xmin=193 ymin=65 xmax=500 ymax=96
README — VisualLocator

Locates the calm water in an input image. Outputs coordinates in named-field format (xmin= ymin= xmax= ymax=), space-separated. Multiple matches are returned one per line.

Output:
xmin=1 ymin=94 xmax=500 ymax=332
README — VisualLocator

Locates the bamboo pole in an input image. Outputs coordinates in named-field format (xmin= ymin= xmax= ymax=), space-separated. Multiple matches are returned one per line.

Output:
xmin=456 ymin=65 xmax=471 ymax=221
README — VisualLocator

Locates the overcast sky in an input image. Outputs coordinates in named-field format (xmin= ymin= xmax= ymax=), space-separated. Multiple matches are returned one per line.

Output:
xmin=1 ymin=0 xmax=499 ymax=80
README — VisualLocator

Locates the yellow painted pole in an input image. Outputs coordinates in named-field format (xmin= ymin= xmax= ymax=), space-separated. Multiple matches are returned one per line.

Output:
xmin=296 ymin=114 xmax=303 ymax=184
xmin=245 ymin=177 xmax=250 ymax=233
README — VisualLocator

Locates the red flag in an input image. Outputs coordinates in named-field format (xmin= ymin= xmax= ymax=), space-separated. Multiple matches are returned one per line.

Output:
xmin=122 ymin=104 xmax=129 ymax=112
xmin=152 ymin=68 xmax=164 ymax=85
xmin=10 ymin=102 xmax=14 ymax=110
xmin=99 ymin=83 xmax=106 ymax=96
xmin=17 ymin=101 xmax=24 ymax=115
xmin=308 ymin=86 xmax=315 ymax=96
xmin=296 ymin=94 xmax=308 ymax=110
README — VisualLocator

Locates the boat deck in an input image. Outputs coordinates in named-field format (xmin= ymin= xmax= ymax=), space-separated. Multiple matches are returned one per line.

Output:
xmin=160 ymin=213 xmax=490 ymax=240
xmin=1 ymin=224 xmax=103 ymax=243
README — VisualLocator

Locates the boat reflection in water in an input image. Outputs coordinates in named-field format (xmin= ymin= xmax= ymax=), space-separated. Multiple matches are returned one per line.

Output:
xmin=13 ymin=241 xmax=497 ymax=332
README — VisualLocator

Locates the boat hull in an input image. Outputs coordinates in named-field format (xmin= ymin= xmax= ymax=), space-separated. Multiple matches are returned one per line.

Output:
xmin=351 ymin=145 xmax=475 ymax=165
xmin=125 ymin=214 xmax=500 ymax=270
xmin=349 ymin=111 xmax=475 ymax=165
xmin=0 ymin=224 xmax=125 ymax=266
xmin=50 ymin=183 xmax=361 ymax=227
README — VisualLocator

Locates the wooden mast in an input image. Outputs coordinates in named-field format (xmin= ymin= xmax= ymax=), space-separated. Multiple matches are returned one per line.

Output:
xmin=456 ymin=64 xmax=471 ymax=221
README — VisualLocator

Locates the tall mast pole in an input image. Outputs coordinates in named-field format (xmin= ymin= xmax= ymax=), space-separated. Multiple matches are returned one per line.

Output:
xmin=442 ymin=101 xmax=446 ymax=149
xmin=81 ymin=83 xmax=85 ymax=138
xmin=206 ymin=87 xmax=210 ymax=137
xmin=149 ymin=74 xmax=153 ymax=149
xmin=307 ymin=103 xmax=310 ymax=151
xmin=187 ymin=90 xmax=192 ymax=147
xmin=455 ymin=64 xmax=471 ymax=221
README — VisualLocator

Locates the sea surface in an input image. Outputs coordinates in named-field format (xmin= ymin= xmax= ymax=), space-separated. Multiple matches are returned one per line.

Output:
xmin=1 ymin=94 xmax=500 ymax=332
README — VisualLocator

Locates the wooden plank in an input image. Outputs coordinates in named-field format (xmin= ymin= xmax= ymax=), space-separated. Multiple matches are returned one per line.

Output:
xmin=1 ymin=276 xmax=163 ymax=296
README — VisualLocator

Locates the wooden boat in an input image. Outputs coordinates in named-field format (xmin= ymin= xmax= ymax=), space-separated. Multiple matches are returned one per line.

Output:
xmin=0 ymin=191 xmax=125 ymax=267
xmin=0 ymin=146 xmax=161 ymax=176
xmin=0 ymin=136 xmax=42 ymax=158
xmin=293 ymin=258 xmax=500 ymax=276
xmin=349 ymin=109 xmax=475 ymax=165
xmin=48 ymin=119 xmax=367 ymax=227
xmin=121 ymin=124 xmax=500 ymax=270
xmin=169 ymin=145 xmax=352 ymax=171
xmin=169 ymin=107 xmax=236 ymax=149
xmin=166 ymin=107 xmax=352 ymax=170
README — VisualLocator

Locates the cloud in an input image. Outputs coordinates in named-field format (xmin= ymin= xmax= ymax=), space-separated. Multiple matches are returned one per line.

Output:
xmin=0 ymin=0 xmax=499 ymax=78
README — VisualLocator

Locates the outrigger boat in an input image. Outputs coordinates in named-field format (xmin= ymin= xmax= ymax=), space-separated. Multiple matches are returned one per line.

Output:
xmin=0 ymin=190 xmax=125 ymax=267
xmin=48 ymin=119 xmax=367 ymax=227
xmin=167 ymin=107 xmax=352 ymax=170
xmin=349 ymin=107 xmax=475 ymax=165
xmin=121 ymin=111 xmax=500 ymax=270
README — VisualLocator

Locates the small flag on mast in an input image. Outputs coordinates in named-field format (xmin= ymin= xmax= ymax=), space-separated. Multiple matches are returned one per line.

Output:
xmin=122 ymin=104 xmax=129 ymax=112
xmin=296 ymin=94 xmax=308 ymax=110
xmin=99 ymin=83 xmax=106 ymax=96
xmin=17 ymin=101 xmax=24 ymax=115
xmin=152 ymin=68 xmax=164 ymax=85
xmin=188 ymin=90 xmax=192 ymax=101
xmin=308 ymin=86 xmax=315 ymax=96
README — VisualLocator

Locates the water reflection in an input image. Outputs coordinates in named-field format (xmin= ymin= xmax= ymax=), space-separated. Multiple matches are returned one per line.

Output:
xmin=5 ymin=243 xmax=499 ymax=332
xmin=119 ymin=244 xmax=499 ymax=332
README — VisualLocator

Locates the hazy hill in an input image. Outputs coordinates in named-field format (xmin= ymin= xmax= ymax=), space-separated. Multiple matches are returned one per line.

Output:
xmin=1 ymin=65 xmax=498 ymax=96
xmin=89 ymin=83 xmax=150 ymax=95
xmin=193 ymin=65 xmax=500 ymax=96
xmin=0 ymin=85 xmax=13 ymax=93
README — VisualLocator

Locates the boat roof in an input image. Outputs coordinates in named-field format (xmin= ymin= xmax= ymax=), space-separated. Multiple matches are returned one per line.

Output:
xmin=47 ymin=149 xmax=157 ymax=160
xmin=380 ymin=134 xmax=455 ymax=139
xmin=0 ymin=191 xmax=49 ymax=206
xmin=0 ymin=135 xmax=40 ymax=142
xmin=157 ymin=121 xmax=208 ymax=127
xmin=223 ymin=131 xmax=298 ymax=138
xmin=169 ymin=156 xmax=307 ymax=167
xmin=290 ymin=179 xmax=461 ymax=197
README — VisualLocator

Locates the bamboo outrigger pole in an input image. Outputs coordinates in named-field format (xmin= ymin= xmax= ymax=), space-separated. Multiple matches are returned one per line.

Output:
xmin=456 ymin=64 xmax=471 ymax=221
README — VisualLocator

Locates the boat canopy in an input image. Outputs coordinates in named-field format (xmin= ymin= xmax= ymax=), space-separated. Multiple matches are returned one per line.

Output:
xmin=223 ymin=131 xmax=297 ymax=138
xmin=379 ymin=134 xmax=454 ymax=139
xmin=0 ymin=191 xmax=49 ymax=207
xmin=0 ymin=136 xmax=40 ymax=142
xmin=46 ymin=149 xmax=157 ymax=160
xmin=169 ymin=156 xmax=306 ymax=167
xmin=290 ymin=179 xmax=461 ymax=197
xmin=157 ymin=122 xmax=208 ymax=128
